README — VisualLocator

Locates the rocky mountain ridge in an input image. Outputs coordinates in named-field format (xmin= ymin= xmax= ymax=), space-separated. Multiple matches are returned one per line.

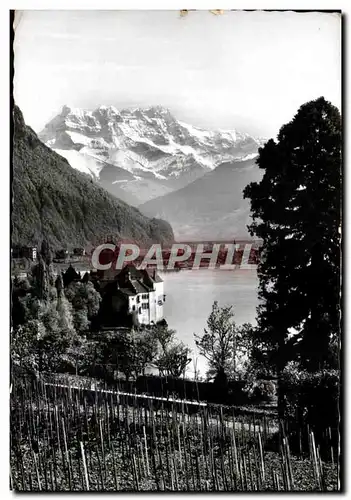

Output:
xmin=40 ymin=105 xmax=264 ymax=205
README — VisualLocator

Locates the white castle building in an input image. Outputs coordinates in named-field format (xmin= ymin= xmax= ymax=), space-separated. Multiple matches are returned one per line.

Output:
xmin=103 ymin=264 xmax=165 ymax=326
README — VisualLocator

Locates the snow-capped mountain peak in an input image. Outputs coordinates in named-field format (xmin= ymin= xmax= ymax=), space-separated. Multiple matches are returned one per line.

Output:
xmin=39 ymin=104 xmax=264 ymax=206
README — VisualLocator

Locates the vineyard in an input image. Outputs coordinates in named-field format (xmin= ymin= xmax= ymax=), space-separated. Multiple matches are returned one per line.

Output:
xmin=10 ymin=377 xmax=339 ymax=492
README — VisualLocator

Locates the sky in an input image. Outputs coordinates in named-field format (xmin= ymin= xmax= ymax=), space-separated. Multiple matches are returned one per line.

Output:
xmin=13 ymin=10 xmax=341 ymax=138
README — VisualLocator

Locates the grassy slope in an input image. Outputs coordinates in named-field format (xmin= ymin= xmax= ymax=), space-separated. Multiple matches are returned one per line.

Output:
xmin=12 ymin=106 xmax=174 ymax=249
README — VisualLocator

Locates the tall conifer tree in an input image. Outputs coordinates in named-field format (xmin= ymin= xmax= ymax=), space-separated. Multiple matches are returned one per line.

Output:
xmin=244 ymin=97 xmax=341 ymax=373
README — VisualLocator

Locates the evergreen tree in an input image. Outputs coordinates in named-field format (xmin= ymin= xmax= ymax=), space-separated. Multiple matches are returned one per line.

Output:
xmin=55 ymin=274 xmax=63 ymax=298
xmin=31 ymin=256 xmax=50 ymax=301
xmin=40 ymin=239 xmax=52 ymax=266
xmin=243 ymin=97 xmax=341 ymax=374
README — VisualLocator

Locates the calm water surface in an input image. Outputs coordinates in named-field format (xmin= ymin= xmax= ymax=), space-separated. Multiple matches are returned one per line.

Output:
xmin=159 ymin=269 xmax=259 ymax=377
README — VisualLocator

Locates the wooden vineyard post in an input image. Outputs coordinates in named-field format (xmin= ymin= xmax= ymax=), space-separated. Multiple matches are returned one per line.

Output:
xmin=80 ymin=442 xmax=89 ymax=491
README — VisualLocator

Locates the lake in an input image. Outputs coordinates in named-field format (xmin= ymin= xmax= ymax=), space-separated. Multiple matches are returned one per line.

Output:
xmin=159 ymin=269 xmax=259 ymax=378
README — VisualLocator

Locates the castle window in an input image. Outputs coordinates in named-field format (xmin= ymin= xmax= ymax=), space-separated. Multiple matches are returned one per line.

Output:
xmin=142 ymin=303 xmax=149 ymax=310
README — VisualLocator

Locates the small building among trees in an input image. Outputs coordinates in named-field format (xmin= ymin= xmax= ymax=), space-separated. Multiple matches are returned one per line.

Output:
xmin=11 ymin=246 xmax=37 ymax=261
xmin=55 ymin=249 xmax=69 ymax=260
xmin=73 ymin=247 xmax=86 ymax=257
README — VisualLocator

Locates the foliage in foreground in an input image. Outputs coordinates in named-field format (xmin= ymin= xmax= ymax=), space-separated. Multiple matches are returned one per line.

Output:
xmin=91 ymin=326 xmax=191 ymax=381
xmin=280 ymin=362 xmax=340 ymax=451
xmin=12 ymin=252 xmax=189 ymax=381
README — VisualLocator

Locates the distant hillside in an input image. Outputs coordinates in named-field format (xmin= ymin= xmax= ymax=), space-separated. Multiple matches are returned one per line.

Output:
xmin=12 ymin=106 xmax=174 ymax=249
xmin=139 ymin=158 xmax=263 ymax=240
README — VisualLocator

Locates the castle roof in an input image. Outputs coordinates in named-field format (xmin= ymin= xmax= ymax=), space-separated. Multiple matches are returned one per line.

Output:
xmin=114 ymin=264 xmax=163 ymax=296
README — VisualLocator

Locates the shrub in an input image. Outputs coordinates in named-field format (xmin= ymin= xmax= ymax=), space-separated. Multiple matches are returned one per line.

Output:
xmin=244 ymin=378 xmax=276 ymax=402
xmin=280 ymin=362 xmax=340 ymax=453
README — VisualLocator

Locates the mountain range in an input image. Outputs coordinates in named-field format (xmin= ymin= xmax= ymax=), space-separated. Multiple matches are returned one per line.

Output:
xmin=39 ymin=105 xmax=265 ymax=207
xmin=12 ymin=105 xmax=174 ymax=249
